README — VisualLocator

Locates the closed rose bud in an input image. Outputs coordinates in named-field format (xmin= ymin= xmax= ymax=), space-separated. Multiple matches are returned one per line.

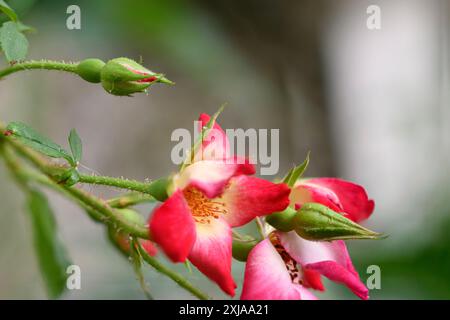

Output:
xmin=107 ymin=226 xmax=131 ymax=255
xmin=108 ymin=229 xmax=158 ymax=257
xmin=108 ymin=209 xmax=145 ymax=251
xmin=107 ymin=209 xmax=150 ymax=255
xmin=100 ymin=57 xmax=173 ymax=96
xmin=293 ymin=203 xmax=384 ymax=241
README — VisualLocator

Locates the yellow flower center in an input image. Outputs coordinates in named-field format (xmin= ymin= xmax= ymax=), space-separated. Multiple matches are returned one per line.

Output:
xmin=183 ymin=187 xmax=227 ymax=224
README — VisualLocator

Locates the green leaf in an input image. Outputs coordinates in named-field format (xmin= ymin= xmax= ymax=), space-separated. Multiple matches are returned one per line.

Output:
xmin=0 ymin=21 xmax=28 ymax=63
xmin=6 ymin=121 xmax=74 ymax=165
xmin=27 ymin=190 xmax=71 ymax=299
xmin=0 ymin=0 xmax=18 ymax=22
xmin=283 ymin=151 xmax=310 ymax=187
xmin=68 ymin=129 xmax=82 ymax=165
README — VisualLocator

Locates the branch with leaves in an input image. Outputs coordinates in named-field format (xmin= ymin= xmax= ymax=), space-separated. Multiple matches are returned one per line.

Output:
xmin=0 ymin=119 xmax=212 ymax=299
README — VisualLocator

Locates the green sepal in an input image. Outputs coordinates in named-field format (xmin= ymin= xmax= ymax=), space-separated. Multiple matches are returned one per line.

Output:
xmin=232 ymin=237 xmax=259 ymax=262
xmin=57 ymin=168 xmax=80 ymax=187
xmin=180 ymin=104 xmax=225 ymax=170
xmin=282 ymin=152 xmax=310 ymax=187
xmin=101 ymin=79 xmax=150 ymax=96
xmin=265 ymin=206 xmax=297 ymax=232
xmin=146 ymin=178 xmax=169 ymax=202
xmin=76 ymin=58 xmax=105 ymax=83
xmin=101 ymin=57 xmax=154 ymax=82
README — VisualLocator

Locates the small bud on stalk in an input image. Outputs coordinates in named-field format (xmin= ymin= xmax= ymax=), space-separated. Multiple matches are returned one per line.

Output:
xmin=107 ymin=209 xmax=149 ymax=255
xmin=107 ymin=227 xmax=157 ymax=257
xmin=107 ymin=226 xmax=132 ymax=255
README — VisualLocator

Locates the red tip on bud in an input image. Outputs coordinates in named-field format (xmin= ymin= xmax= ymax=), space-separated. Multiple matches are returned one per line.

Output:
xmin=4 ymin=130 xmax=13 ymax=137
xmin=138 ymin=76 xmax=158 ymax=83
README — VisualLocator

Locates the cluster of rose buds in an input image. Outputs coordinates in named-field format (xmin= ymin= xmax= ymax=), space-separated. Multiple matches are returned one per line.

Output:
xmin=144 ymin=113 xmax=381 ymax=300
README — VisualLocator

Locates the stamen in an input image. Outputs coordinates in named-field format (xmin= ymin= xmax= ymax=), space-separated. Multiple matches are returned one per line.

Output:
xmin=269 ymin=232 xmax=303 ymax=285
xmin=183 ymin=187 xmax=227 ymax=224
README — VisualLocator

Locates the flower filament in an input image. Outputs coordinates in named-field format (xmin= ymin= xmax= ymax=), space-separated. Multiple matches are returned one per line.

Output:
xmin=270 ymin=232 xmax=303 ymax=285
xmin=183 ymin=187 xmax=227 ymax=224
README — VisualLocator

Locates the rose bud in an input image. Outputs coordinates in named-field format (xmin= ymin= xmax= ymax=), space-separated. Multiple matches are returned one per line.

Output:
xmin=293 ymin=203 xmax=384 ymax=241
xmin=100 ymin=57 xmax=173 ymax=96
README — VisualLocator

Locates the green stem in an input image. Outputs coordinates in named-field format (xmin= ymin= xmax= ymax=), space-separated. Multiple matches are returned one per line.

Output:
xmin=0 ymin=60 xmax=79 ymax=79
xmin=137 ymin=243 xmax=210 ymax=300
xmin=78 ymin=174 xmax=167 ymax=199
xmin=2 ymin=129 xmax=168 ymax=200
xmin=0 ymin=123 xmax=157 ymax=238
xmin=0 ymin=140 xmax=30 ymax=190
xmin=0 ymin=142 xmax=150 ymax=239
xmin=13 ymin=164 xmax=103 ymax=222
xmin=64 ymin=185 xmax=150 ymax=239
xmin=0 ymin=146 xmax=209 ymax=300
xmin=107 ymin=192 xmax=155 ymax=208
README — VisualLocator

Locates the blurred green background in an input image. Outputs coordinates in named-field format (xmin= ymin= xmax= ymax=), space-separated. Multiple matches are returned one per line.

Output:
xmin=1 ymin=0 xmax=450 ymax=299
